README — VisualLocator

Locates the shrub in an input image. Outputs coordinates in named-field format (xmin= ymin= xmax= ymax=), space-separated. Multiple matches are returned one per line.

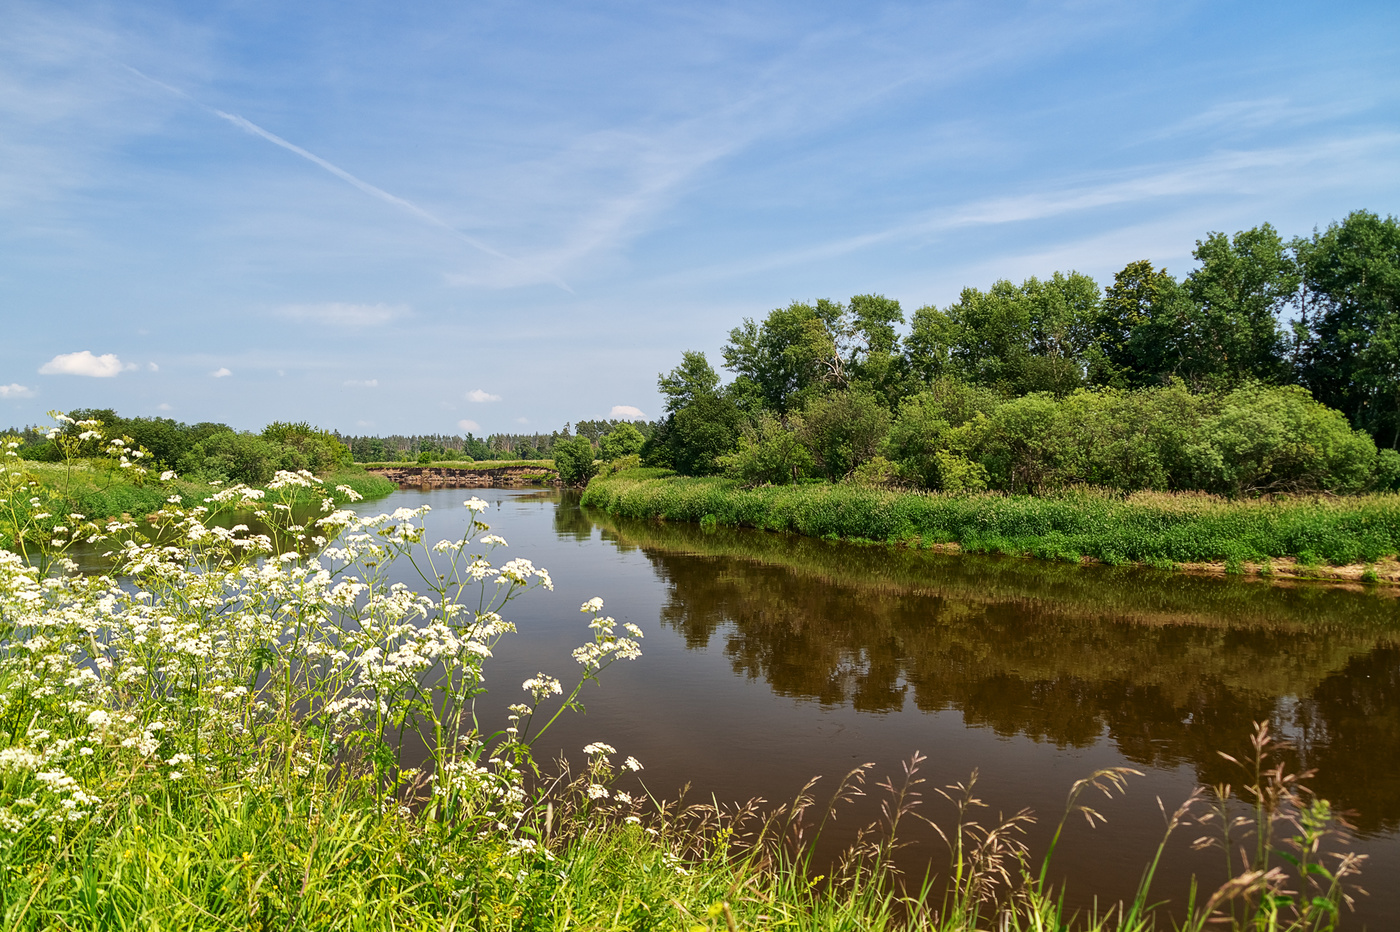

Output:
xmin=796 ymin=389 xmax=891 ymax=481
xmin=553 ymin=435 xmax=599 ymax=486
xmin=717 ymin=413 xmax=812 ymax=486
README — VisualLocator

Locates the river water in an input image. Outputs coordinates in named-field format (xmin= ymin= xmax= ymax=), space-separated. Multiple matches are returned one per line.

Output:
xmin=360 ymin=486 xmax=1398 ymax=926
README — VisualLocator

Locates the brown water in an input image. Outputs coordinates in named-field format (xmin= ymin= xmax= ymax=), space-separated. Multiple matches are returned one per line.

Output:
xmin=356 ymin=488 xmax=1398 ymax=926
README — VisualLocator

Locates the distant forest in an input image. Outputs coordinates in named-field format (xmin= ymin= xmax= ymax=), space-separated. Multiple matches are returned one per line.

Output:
xmin=339 ymin=419 xmax=655 ymax=463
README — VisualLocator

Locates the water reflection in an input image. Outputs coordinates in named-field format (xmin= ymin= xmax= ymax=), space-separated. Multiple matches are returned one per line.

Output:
xmin=585 ymin=508 xmax=1400 ymax=835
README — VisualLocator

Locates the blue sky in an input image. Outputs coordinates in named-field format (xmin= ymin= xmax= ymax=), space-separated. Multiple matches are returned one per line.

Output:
xmin=2 ymin=1 xmax=1397 ymax=435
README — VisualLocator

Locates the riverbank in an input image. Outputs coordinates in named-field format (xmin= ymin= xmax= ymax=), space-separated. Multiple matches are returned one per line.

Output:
xmin=0 ymin=459 xmax=395 ymax=550
xmin=366 ymin=463 xmax=558 ymax=488
xmin=582 ymin=470 xmax=1400 ymax=584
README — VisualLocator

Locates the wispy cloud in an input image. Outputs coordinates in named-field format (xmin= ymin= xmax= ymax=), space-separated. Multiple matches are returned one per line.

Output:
xmin=210 ymin=367 xmax=232 ymax=378
xmin=39 ymin=351 xmax=131 ymax=377
xmin=280 ymin=303 xmax=408 ymax=328
xmin=0 ymin=383 xmax=36 ymax=398
xmin=457 ymin=419 xmax=481 ymax=433
xmin=344 ymin=378 xmax=379 ymax=388
xmin=465 ymin=389 xmax=501 ymax=403
xmin=660 ymin=133 xmax=1400 ymax=285
xmin=117 ymin=63 xmax=570 ymax=291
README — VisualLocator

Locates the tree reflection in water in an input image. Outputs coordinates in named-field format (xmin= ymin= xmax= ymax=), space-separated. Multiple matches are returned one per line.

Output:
xmin=588 ymin=509 xmax=1400 ymax=835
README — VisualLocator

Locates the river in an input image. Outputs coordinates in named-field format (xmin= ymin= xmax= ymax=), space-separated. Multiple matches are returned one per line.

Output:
xmin=360 ymin=485 xmax=1399 ymax=927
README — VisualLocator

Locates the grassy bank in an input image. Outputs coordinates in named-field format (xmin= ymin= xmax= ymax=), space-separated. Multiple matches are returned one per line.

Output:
xmin=0 ymin=459 xmax=394 ymax=551
xmin=582 ymin=471 xmax=1400 ymax=579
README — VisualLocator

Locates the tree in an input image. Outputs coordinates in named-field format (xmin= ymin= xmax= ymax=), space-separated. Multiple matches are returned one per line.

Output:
xmin=1180 ymin=224 xmax=1298 ymax=385
xmin=842 ymin=294 xmax=906 ymax=400
xmin=598 ymin=423 xmax=645 ymax=460
xmin=717 ymin=413 xmax=812 ymax=485
xmin=551 ymin=435 xmax=598 ymax=486
xmin=657 ymin=351 xmax=721 ymax=415
xmin=722 ymin=301 xmax=842 ymax=415
xmin=1096 ymin=260 xmax=1189 ymax=386
xmin=1296 ymin=210 xmax=1400 ymax=447
xmin=667 ymin=394 xmax=742 ymax=476
xmin=904 ymin=304 xmax=959 ymax=385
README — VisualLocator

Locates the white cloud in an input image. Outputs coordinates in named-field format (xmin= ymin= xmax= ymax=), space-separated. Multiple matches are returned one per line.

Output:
xmin=147 ymin=362 xmax=159 ymax=372
xmin=515 ymin=416 xmax=529 ymax=424
xmin=157 ymin=403 xmax=172 ymax=411
xmin=210 ymin=367 xmax=232 ymax=378
xmin=278 ymin=303 xmax=409 ymax=327
xmin=38 ymin=351 xmax=129 ymax=378
xmin=0 ymin=383 xmax=36 ymax=398
xmin=610 ymin=405 xmax=646 ymax=419
xmin=344 ymin=378 xmax=379 ymax=388
xmin=466 ymin=388 xmax=501 ymax=403
xmin=457 ymin=419 xmax=481 ymax=433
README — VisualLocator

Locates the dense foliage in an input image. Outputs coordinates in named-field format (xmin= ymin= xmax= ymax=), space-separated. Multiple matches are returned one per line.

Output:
xmin=644 ymin=210 xmax=1400 ymax=496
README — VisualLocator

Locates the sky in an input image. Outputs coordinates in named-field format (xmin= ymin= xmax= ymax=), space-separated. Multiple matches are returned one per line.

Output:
xmin=2 ymin=0 xmax=1398 ymax=436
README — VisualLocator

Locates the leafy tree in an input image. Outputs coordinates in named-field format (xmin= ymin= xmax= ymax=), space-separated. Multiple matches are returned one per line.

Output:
xmin=1179 ymin=224 xmax=1298 ymax=385
xmin=927 ymin=273 xmax=1100 ymax=397
xmin=886 ymin=380 xmax=997 ymax=489
xmin=552 ymin=435 xmax=598 ymax=486
xmin=723 ymin=301 xmax=842 ymax=415
xmin=262 ymin=421 xmax=352 ymax=473
xmin=1296 ymin=210 xmax=1400 ymax=447
xmin=904 ymin=303 xmax=959 ymax=385
xmin=1188 ymin=384 xmax=1378 ymax=495
xmin=1095 ymin=260 xmax=1191 ymax=386
xmin=667 ymin=394 xmax=742 ymax=476
xmin=841 ymin=294 xmax=906 ymax=402
xmin=657 ymin=351 xmax=721 ymax=415
xmin=598 ymin=423 xmax=645 ymax=461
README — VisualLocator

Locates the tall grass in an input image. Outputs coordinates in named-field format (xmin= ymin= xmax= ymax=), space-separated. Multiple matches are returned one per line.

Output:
xmin=583 ymin=472 xmax=1400 ymax=570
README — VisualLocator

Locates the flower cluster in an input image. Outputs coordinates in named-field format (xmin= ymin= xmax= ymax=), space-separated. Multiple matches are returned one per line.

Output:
xmin=0 ymin=415 xmax=642 ymax=862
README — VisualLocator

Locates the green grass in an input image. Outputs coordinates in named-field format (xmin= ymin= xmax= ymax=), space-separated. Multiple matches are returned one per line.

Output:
xmin=0 ymin=461 xmax=395 ymax=551
xmin=582 ymin=471 xmax=1400 ymax=571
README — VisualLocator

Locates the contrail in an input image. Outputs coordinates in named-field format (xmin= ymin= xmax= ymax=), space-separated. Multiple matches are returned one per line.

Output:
xmin=119 ymin=63 xmax=571 ymax=291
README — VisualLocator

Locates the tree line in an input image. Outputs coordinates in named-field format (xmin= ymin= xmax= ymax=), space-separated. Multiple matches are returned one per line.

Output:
xmin=11 ymin=409 xmax=352 ymax=485
xmin=341 ymin=419 xmax=654 ymax=464
xmin=641 ymin=209 xmax=1400 ymax=495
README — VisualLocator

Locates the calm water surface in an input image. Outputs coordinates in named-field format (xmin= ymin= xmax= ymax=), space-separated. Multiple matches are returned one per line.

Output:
xmin=360 ymin=486 xmax=1399 ymax=928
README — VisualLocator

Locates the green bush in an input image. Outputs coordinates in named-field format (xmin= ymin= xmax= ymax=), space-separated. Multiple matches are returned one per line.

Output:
xmin=717 ymin=413 xmax=812 ymax=485
xmin=552 ymin=435 xmax=599 ymax=486
xmin=796 ymin=389 xmax=891 ymax=481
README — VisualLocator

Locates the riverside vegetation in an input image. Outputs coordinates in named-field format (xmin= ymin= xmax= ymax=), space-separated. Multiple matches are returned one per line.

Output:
xmin=1 ymin=412 xmax=393 ymax=554
xmin=0 ymin=419 xmax=1373 ymax=929
xmin=577 ymin=211 xmax=1400 ymax=578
